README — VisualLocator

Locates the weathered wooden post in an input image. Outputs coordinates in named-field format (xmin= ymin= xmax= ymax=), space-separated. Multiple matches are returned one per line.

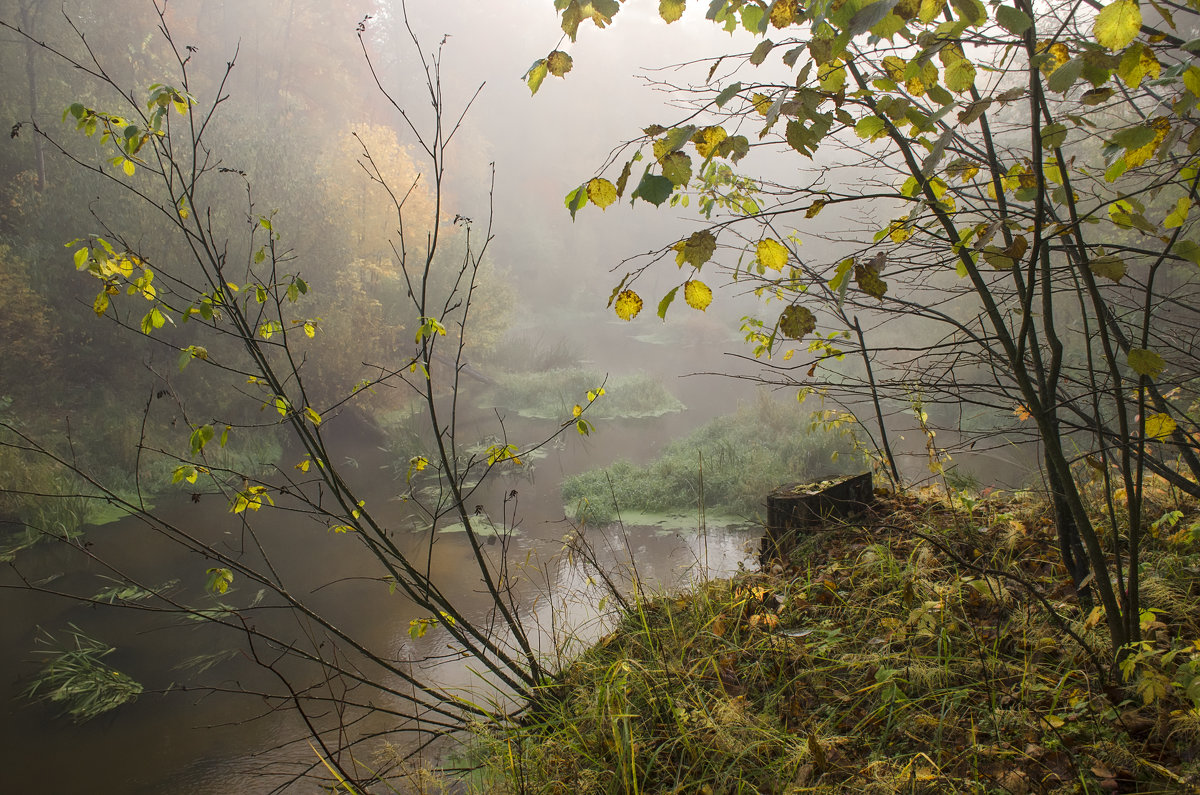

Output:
xmin=760 ymin=472 xmax=874 ymax=566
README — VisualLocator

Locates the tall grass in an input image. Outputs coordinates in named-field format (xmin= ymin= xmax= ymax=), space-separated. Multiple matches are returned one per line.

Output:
xmin=472 ymin=489 xmax=1200 ymax=794
xmin=563 ymin=395 xmax=862 ymax=524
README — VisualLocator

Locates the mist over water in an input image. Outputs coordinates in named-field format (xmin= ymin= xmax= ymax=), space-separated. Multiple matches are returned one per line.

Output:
xmin=0 ymin=1 xmax=1048 ymax=790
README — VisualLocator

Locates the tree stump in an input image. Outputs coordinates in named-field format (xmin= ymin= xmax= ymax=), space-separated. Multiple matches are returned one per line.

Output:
xmin=760 ymin=472 xmax=873 ymax=566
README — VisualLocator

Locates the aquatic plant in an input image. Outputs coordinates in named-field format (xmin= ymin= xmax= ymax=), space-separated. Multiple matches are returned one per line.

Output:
xmin=24 ymin=625 xmax=143 ymax=723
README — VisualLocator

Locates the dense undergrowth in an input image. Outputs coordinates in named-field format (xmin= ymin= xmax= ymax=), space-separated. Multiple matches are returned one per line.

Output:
xmin=471 ymin=488 xmax=1200 ymax=794
xmin=563 ymin=396 xmax=861 ymax=524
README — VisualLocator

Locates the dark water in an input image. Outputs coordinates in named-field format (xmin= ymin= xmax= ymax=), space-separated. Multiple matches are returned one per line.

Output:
xmin=0 ymin=317 xmax=1039 ymax=792
xmin=0 ymin=328 xmax=769 ymax=793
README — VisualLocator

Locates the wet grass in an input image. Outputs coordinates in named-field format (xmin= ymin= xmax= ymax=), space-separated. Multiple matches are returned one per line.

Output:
xmin=472 ymin=488 xmax=1200 ymax=794
xmin=563 ymin=396 xmax=861 ymax=525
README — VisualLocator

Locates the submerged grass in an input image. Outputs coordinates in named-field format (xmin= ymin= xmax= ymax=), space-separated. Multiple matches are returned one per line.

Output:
xmin=473 ymin=489 xmax=1200 ymax=794
xmin=563 ymin=396 xmax=861 ymax=524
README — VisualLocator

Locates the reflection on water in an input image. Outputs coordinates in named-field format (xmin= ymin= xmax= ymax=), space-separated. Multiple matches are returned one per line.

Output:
xmin=0 ymin=365 xmax=766 ymax=792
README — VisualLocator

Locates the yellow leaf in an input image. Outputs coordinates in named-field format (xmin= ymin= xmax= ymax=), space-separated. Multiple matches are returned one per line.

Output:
xmin=659 ymin=0 xmax=686 ymax=23
xmin=1095 ymin=0 xmax=1142 ymax=51
xmin=1015 ymin=403 xmax=1032 ymax=421
xmin=684 ymin=279 xmax=713 ymax=311
xmin=546 ymin=50 xmax=574 ymax=77
xmin=586 ymin=177 xmax=617 ymax=209
xmin=614 ymin=289 xmax=643 ymax=321
xmin=304 ymin=406 xmax=322 ymax=426
xmin=691 ymin=125 xmax=728 ymax=158
xmin=770 ymin=0 xmax=799 ymax=27
xmin=122 ymin=158 xmax=136 ymax=176
xmin=1128 ymin=347 xmax=1165 ymax=378
xmin=1165 ymin=197 xmax=1191 ymax=229
xmin=1118 ymin=42 xmax=1161 ymax=88
xmin=573 ymin=404 xmax=583 ymax=418
xmin=1145 ymin=412 xmax=1177 ymax=440
xmin=756 ymin=238 xmax=789 ymax=271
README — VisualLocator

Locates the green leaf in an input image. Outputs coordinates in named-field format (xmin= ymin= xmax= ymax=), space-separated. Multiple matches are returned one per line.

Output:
xmin=1089 ymin=255 xmax=1126 ymax=282
xmin=565 ymin=185 xmax=589 ymax=219
xmin=995 ymin=4 xmax=1033 ymax=34
xmin=673 ymin=230 xmax=717 ymax=268
xmin=190 ymin=424 xmax=215 ymax=455
xmin=1112 ymin=125 xmax=1157 ymax=151
xmin=661 ymin=151 xmax=693 ymax=186
xmin=1081 ymin=87 xmax=1115 ymax=105
xmin=1047 ymin=59 xmax=1083 ymax=93
xmin=1040 ymin=123 xmax=1068 ymax=149
xmin=525 ymin=59 xmax=549 ymax=95
xmin=1128 ymin=348 xmax=1165 ymax=378
xmin=715 ymin=81 xmax=742 ymax=108
xmin=848 ymin=0 xmax=901 ymax=35
xmin=1095 ymin=0 xmax=1143 ymax=51
xmin=657 ymin=285 xmax=680 ymax=319
xmin=855 ymin=116 xmax=888 ymax=140
xmin=750 ymin=39 xmax=774 ymax=66
xmin=1185 ymin=66 xmax=1200 ymax=97
xmin=631 ymin=172 xmax=674 ymax=206
xmin=779 ymin=305 xmax=816 ymax=339
xmin=829 ymin=257 xmax=855 ymax=308
xmin=205 ymin=568 xmax=233 ymax=595
xmin=1174 ymin=238 xmax=1200 ymax=265
xmin=855 ymin=258 xmax=888 ymax=299
xmin=943 ymin=57 xmax=976 ymax=93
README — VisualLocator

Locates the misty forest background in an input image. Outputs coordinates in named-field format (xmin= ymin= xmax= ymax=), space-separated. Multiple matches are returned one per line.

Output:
xmin=4 ymin=0 xmax=1200 ymax=792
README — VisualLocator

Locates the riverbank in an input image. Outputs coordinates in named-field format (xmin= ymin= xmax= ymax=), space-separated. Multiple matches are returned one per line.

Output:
xmin=470 ymin=488 xmax=1200 ymax=793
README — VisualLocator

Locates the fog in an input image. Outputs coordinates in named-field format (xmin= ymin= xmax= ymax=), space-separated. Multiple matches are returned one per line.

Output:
xmin=0 ymin=1 xmax=1043 ymax=790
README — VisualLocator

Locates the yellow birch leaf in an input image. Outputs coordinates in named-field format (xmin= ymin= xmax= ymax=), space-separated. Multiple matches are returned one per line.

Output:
xmin=659 ymin=0 xmax=686 ymax=23
xmin=757 ymin=238 xmax=789 ymax=271
xmin=1145 ymin=412 xmax=1177 ymax=440
xmin=684 ymin=279 xmax=713 ymax=311
xmin=1165 ymin=197 xmax=1191 ymax=229
xmin=615 ymin=289 xmax=643 ymax=321
xmin=546 ymin=50 xmax=574 ymax=77
xmin=1095 ymin=0 xmax=1143 ymax=51
xmin=586 ymin=177 xmax=617 ymax=209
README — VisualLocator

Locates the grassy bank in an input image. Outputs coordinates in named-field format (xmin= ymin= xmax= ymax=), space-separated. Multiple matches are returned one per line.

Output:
xmin=473 ymin=489 xmax=1200 ymax=794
